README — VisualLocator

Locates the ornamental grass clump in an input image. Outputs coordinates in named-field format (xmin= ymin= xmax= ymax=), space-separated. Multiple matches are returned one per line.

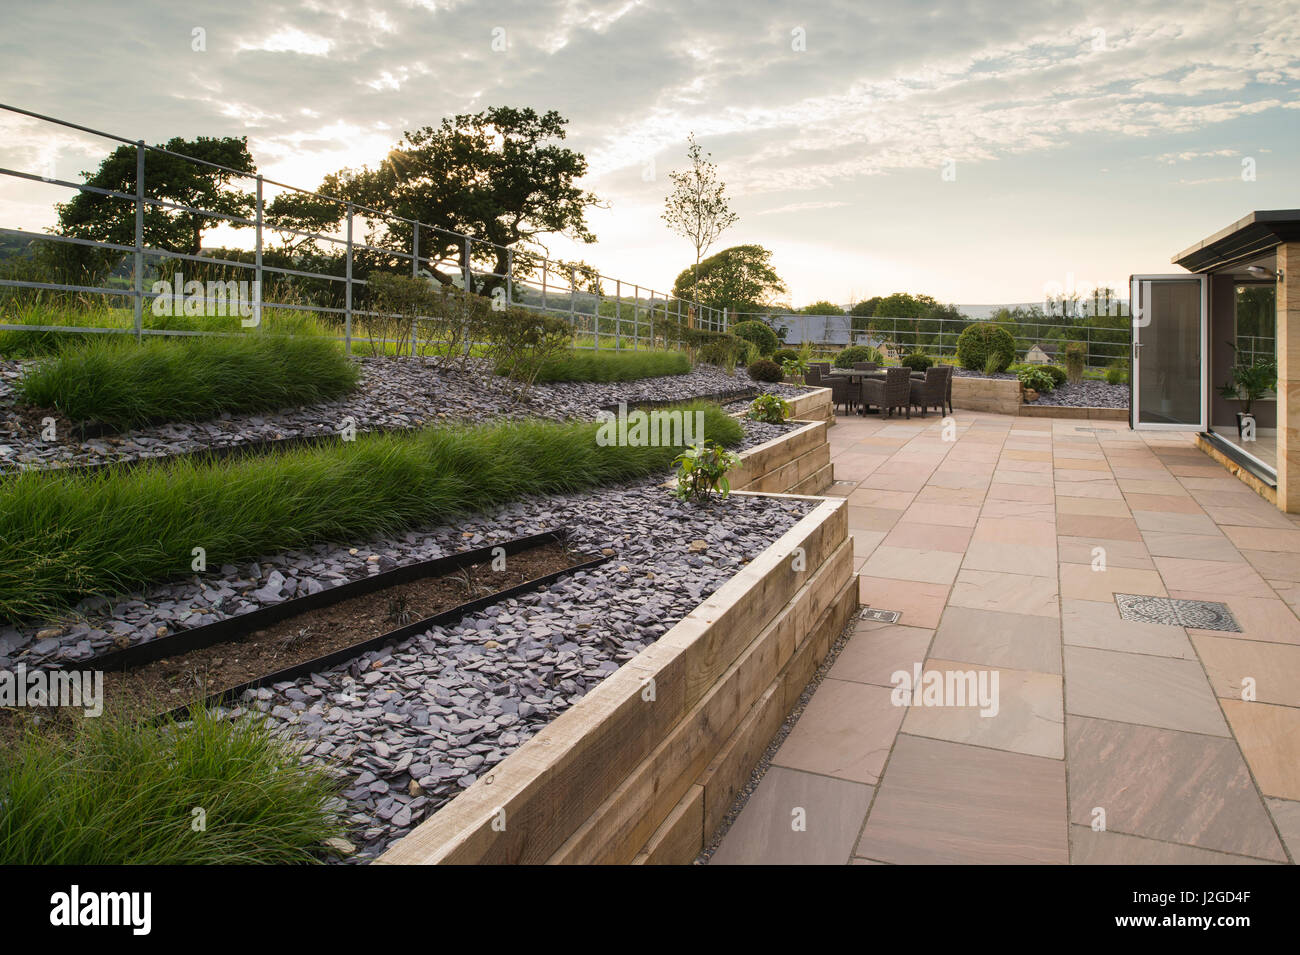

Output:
xmin=0 ymin=705 xmax=343 ymax=865
xmin=0 ymin=402 xmax=743 ymax=623
xmin=531 ymin=349 xmax=690 ymax=383
xmin=16 ymin=334 xmax=359 ymax=431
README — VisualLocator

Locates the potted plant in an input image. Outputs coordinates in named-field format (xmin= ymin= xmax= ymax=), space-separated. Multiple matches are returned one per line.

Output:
xmin=1219 ymin=355 xmax=1277 ymax=439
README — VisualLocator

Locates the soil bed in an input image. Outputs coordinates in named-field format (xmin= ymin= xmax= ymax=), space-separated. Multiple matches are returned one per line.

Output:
xmin=0 ymin=540 xmax=580 ymax=746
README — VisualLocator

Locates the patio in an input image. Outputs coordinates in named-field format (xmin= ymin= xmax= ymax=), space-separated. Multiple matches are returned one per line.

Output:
xmin=711 ymin=407 xmax=1300 ymax=864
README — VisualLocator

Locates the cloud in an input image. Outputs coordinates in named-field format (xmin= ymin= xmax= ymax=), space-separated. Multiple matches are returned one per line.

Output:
xmin=755 ymin=200 xmax=850 ymax=216
xmin=0 ymin=0 xmax=1297 ymax=301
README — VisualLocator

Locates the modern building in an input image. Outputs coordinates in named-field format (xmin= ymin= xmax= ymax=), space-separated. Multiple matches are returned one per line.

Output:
xmin=1134 ymin=209 xmax=1297 ymax=510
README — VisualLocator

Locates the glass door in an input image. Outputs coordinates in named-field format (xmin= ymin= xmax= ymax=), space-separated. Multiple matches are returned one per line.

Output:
xmin=1129 ymin=275 xmax=1207 ymax=430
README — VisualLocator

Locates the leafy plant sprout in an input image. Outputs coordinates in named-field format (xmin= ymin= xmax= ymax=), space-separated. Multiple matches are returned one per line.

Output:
xmin=747 ymin=393 xmax=790 ymax=424
xmin=672 ymin=439 xmax=741 ymax=503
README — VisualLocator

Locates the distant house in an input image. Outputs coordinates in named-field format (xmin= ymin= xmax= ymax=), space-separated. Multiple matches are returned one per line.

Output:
xmin=768 ymin=314 xmax=907 ymax=357
xmin=1024 ymin=342 xmax=1059 ymax=364
xmin=770 ymin=313 xmax=853 ymax=347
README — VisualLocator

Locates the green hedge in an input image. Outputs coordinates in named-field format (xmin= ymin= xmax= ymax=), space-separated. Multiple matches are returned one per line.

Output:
xmin=833 ymin=345 xmax=884 ymax=368
xmin=17 ymin=335 xmax=360 ymax=431
xmin=0 ymin=403 xmax=744 ymax=623
xmin=530 ymin=349 xmax=690 ymax=382
xmin=731 ymin=321 xmax=778 ymax=357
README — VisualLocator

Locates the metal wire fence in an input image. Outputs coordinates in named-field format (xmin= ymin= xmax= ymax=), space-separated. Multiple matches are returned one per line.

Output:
xmin=738 ymin=311 xmax=1145 ymax=370
xmin=0 ymin=103 xmax=729 ymax=354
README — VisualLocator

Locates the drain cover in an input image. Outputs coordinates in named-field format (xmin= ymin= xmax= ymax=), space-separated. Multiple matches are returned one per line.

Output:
xmin=860 ymin=608 xmax=901 ymax=623
xmin=1115 ymin=594 xmax=1241 ymax=632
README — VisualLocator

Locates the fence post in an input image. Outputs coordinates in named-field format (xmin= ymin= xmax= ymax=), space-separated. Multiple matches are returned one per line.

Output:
xmin=411 ymin=221 xmax=420 ymax=356
xmin=254 ymin=175 xmax=263 ymax=333
xmin=615 ymin=280 xmax=622 ymax=351
xmin=462 ymin=236 xmax=473 ymax=356
xmin=570 ymin=275 xmax=576 ymax=343
xmin=133 ymin=140 xmax=144 ymax=342
xmin=344 ymin=203 xmax=353 ymax=355
xmin=506 ymin=246 xmax=513 ymax=306
xmin=541 ymin=258 xmax=547 ymax=311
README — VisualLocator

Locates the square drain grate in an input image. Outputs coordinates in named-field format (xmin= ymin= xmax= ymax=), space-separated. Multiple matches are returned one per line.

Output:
xmin=1115 ymin=594 xmax=1241 ymax=632
xmin=860 ymin=607 xmax=901 ymax=624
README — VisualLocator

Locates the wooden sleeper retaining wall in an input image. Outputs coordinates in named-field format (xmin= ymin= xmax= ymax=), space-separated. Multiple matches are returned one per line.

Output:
xmin=377 ymin=495 xmax=855 ymax=865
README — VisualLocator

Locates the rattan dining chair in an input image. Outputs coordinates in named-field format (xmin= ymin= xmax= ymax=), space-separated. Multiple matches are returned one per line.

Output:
xmin=861 ymin=366 xmax=911 ymax=418
xmin=830 ymin=373 xmax=861 ymax=415
xmin=910 ymin=366 xmax=948 ymax=417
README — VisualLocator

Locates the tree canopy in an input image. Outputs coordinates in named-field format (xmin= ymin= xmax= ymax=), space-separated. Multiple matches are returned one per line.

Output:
xmin=55 ymin=136 xmax=257 ymax=270
xmin=670 ymin=244 xmax=786 ymax=316
xmin=328 ymin=106 xmax=601 ymax=296
xmin=801 ymin=300 xmax=845 ymax=315
xmin=662 ymin=133 xmax=738 ymax=299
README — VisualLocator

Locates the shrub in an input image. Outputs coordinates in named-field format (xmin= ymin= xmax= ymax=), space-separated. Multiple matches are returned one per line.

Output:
xmin=1042 ymin=364 xmax=1068 ymax=388
xmin=747 ymin=393 xmax=790 ymax=423
xmin=673 ymin=440 xmax=742 ymax=503
xmin=483 ymin=306 xmax=574 ymax=396
xmin=0 ymin=404 xmax=744 ymax=623
xmin=1063 ymin=342 xmax=1087 ymax=384
xmin=781 ymin=354 xmax=809 ymax=383
xmin=532 ymin=349 xmax=690 ymax=383
xmin=17 ymin=335 xmax=360 ymax=431
xmin=1016 ymin=366 xmax=1056 ymax=394
xmin=900 ymin=354 xmax=934 ymax=372
xmin=697 ymin=334 xmax=749 ymax=373
xmin=1105 ymin=362 xmax=1128 ymax=386
xmin=731 ymin=320 xmax=778 ymax=357
xmin=0 ymin=706 xmax=343 ymax=864
xmin=956 ymin=323 xmax=1016 ymax=373
xmin=833 ymin=345 xmax=884 ymax=369
xmin=747 ymin=358 xmax=784 ymax=383
xmin=773 ymin=348 xmax=799 ymax=366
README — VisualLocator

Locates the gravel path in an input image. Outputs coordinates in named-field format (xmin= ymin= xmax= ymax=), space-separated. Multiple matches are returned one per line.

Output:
xmin=0 ymin=356 xmax=808 ymax=472
xmin=1028 ymin=380 xmax=1129 ymax=408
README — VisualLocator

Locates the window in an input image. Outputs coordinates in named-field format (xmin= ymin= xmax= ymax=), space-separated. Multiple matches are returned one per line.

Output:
xmin=1234 ymin=284 xmax=1276 ymax=366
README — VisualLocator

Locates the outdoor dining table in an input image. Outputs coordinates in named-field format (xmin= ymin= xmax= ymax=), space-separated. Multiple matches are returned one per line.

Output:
xmin=822 ymin=369 xmax=926 ymax=415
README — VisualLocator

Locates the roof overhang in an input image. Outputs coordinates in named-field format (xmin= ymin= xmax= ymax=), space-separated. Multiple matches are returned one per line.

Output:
xmin=1172 ymin=210 xmax=1300 ymax=272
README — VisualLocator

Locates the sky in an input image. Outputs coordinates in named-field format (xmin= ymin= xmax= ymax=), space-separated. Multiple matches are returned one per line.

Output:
xmin=1 ymin=0 xmax=1297 ymax=308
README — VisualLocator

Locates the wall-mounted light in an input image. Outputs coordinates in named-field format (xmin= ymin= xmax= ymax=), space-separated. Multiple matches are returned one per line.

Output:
xmin=1246 ymin=265 xmax=1284 ymax=282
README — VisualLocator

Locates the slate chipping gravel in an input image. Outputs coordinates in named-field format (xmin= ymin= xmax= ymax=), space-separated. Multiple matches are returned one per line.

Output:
xmin=1026 ymin=379 xmax=1130 ymax=409
xmin=235 ymin=483 xmax=812 ymax=863
xmin=0 ymin=356 xmax=808 ymax=472
xmin=0 ymin=352 xmax=818 ymax=862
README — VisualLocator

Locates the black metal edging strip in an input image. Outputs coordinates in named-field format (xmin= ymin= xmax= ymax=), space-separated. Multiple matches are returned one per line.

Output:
xmin=161 ymin=548 xmax=609 ymax=723
xmin=92 ymin=530 xmax=568 ymax=671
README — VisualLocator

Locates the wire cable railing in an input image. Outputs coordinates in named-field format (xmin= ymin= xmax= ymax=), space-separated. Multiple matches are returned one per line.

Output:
xmin=0 ymin=103 xmax=730 ymax=353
